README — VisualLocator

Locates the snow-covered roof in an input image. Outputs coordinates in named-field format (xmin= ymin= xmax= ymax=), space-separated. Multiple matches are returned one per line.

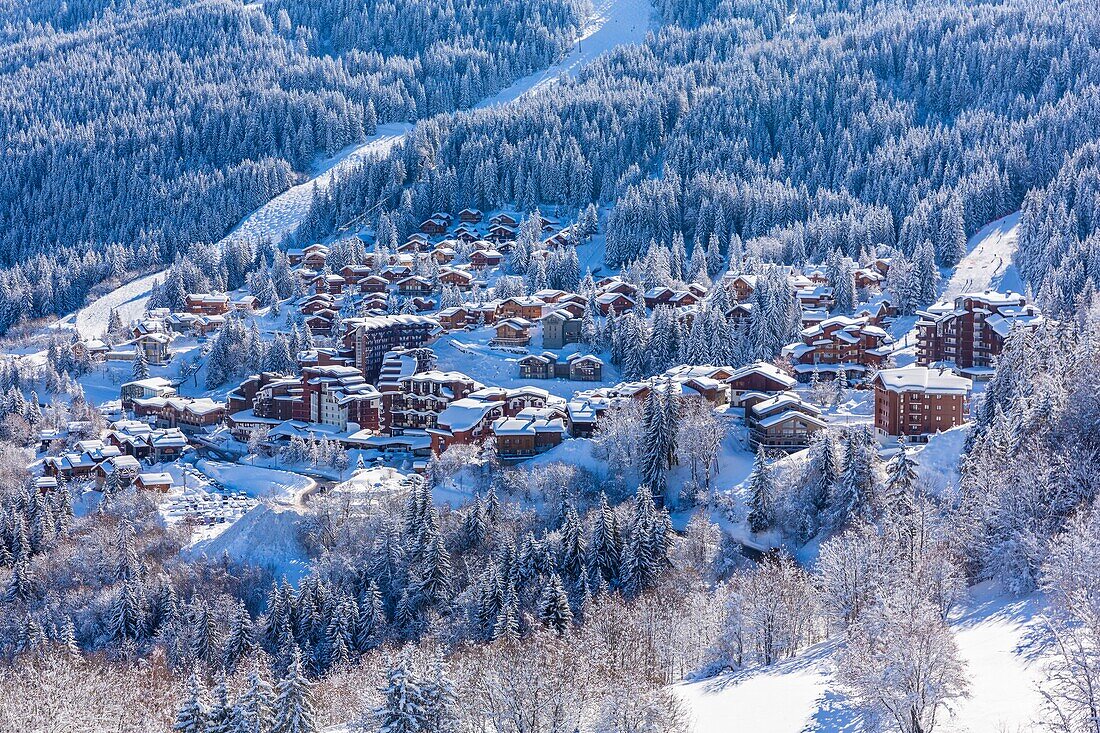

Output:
xmin=726 ymin=362 xmax=796 ymax=388
xmin=873 ymin=367 xmax=972 ymax=395
xmin=750 ymin=391 xmax=822 ymax=419
xmin=434 ymin=398 xmax=504 ymax=431
xmin=491 ymin=413 xmax=565 ymax=436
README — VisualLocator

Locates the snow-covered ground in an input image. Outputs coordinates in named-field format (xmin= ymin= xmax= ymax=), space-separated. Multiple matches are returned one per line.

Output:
xmin=433 ymin=326 xmax=621 ymax=398
xmin=677 ymin=586 xmax=1051 ymax=733
xmin=942 ymin=212 xmax=1023 ymax=301
xmin=54 ymin=270 xmax=166 ymax=339
xmin=194 ymin=459 xmax=317 ymax=505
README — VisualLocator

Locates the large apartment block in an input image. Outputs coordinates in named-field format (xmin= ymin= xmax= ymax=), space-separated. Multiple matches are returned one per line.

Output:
xmin=916 ymin=291 xmax=1042 ymax=375
xmin=342 ymin=315 xmax=440 ymax=381
xmin=782 ymin=315 xmax=894 ymax=380
xmin=872 ymin=366 xmax=972 ymax=443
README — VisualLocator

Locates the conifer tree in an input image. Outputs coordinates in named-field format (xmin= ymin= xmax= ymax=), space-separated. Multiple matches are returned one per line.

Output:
xmin=234 ymin=671 xmax=276 ymax=733
xmin=207 ymin=676 xmax=233 ymax=733
xmin=223 ymin=601 xmax=254 ymax=672
xmin=173 ymin=669 xmax=209 ymax=733
xmin=272 ymin=646 xmax=317 ymax=733
xmin=132 ymin=350 xmax=150 ymax=380
xmin=589 ymin=493 xmax=621 ymax=584
xmin=537 ymin=572 xmax=574 ymax=633
xmin=746 ymin=447 xmax=775 ymax=534
xmin=376 ymin=651 xmax=428 ymax=733
xmin=882 ymin=441 xmax=918 ymax=520
xmin=109 ymin=579 xmax=144 ymax=645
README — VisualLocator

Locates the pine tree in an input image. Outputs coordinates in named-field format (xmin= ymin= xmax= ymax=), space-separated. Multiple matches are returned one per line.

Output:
xmin=132 ymin=350 xmax=150 ymax=380
xmin=490 ymin=591 xmax=520 ymax=643
xmin=233 ymin=671 xmax=275 ymax=733
xmin=115 ymin=519 xmax=139 ymax=582
xmin=882 ymin=441 xmax=918 ymax=520
xmin=589 ymin=493 xmax=621 ymax=584
xmin=746 ymin=447 xmax=775 ymax=534
xmin=223 ymin=601 xmax=254 ymax=672
xmin=557 ymin=507 xmax=587 ymax=580
xmin=640 ymin=389 xmax=667 ymax=495
xmin=375 ymin=651 xmax=429 ymax=733
xmin=831 ymin=428 xmax=879 ymax=527
xmin=109 ymin=579 xmax=144 ymax=645
xmin=537 ymin=572 xmax=574 ymax=633
xmin=356 ymin=582 xmax=384 ymax=652
xmin=190 ymin=600 xmax=220 ymax=668
xmin=272 ymin=646 xmax=317 ymax=733
xmin=621 ymin=486 xmax=665 ymax=597
xmin=207 ymin=675 xmax=234 ymax=733
xmin=173 ymin=669 xmax=209 ymax=733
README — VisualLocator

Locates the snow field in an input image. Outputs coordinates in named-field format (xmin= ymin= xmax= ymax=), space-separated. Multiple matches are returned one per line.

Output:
xmin=676 ymin=586 xmax=1051 ymax=733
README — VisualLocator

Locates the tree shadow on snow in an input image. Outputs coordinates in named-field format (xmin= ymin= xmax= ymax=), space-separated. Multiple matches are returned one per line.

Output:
xmin=804 ymin=688 xmax=864 ymax=733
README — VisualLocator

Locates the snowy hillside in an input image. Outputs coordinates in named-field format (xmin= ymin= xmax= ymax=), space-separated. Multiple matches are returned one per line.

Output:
xmin=941 ymin=212 xmax=1023 ymax=301
xmin=677 ymin=588 xmax=1050 ymax=733
xmin=891 ymin=211 xmax=1024 ymax=365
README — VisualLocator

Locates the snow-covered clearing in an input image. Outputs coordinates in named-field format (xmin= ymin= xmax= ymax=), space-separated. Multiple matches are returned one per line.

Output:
xmin=194 ymin=459 xmax=316 ymax=505
xmin=433 ymin=326 xmax=621 ymax=397
xmin=186 ymin=460 xmax=319 ymax=580
xmin=55 ymin=269 xmax=166 ymax=339
xmin=677 ymin=586 xmax=1051 ymax=733
xmin=191 ymin=502 xmax=312 ymax=582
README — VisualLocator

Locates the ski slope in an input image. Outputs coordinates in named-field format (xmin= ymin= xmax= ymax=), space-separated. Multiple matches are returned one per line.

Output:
xmin=677 ymin=587 xmax=1050 ymax=733
xmin=890 ymin=211 xmax=1023 ymax=366
xmin=941 ymin=212 xmax=1022 ymax=301
xmin=217 ymin=0 xmax=653 ymax=251
xmin=54 ymin=269 xmax=165 ymax=338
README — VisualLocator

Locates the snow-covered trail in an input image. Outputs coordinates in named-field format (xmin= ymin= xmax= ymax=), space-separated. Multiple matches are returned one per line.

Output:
xmin=473 ymin=0 xmax=653 ymax=109
xmin=55 ymin=0 xmax=653 ymax=337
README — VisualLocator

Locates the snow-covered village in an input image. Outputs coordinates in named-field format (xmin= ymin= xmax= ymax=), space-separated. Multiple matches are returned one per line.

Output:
xmin=1 ymin=0 xmax=1100 ymax=731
